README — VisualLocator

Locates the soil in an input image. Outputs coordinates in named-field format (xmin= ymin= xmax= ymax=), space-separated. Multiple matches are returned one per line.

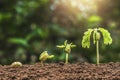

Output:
xmin=0 ymin=62 xmax=120 ymax=80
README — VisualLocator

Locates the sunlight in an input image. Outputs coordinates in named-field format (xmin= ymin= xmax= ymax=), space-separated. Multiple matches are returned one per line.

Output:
xmin=50 ymin=0 xmax=99 ymax=26
xmin=70 ymin=0 xmax=97 ymax=12
xmin=51 ymin=0 xmax=97 ymax=17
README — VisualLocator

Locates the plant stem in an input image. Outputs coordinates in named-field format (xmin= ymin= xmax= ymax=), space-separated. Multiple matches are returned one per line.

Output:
xmin=41 ymin=61 xmax=43 ymax=66
xmin=65 ymin=53 xmax=69 ymax=64
xmin=96 ymin=40 xmax=99 ymax=65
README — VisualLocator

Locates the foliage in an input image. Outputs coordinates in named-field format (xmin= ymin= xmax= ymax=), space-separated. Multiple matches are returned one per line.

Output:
xmin=99 ymin=28 xmax=112 ymax=45
xmin=82 ymin=28 xmax=112 ymax=48
xmin=82 ymin=29 xmax=93 ymax=48
xmin=8 ymin=38 xmax=29 ymax=47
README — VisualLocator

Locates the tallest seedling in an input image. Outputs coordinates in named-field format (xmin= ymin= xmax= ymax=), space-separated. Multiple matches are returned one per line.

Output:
xmin=82 ymin=28 xmax=112 ymax=65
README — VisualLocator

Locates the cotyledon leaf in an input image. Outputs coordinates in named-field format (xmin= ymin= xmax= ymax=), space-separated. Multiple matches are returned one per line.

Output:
xmin=99 ymin=28 xmax=112 ymax=45
xmin=82 ymin=29 xmax=93 ymax=48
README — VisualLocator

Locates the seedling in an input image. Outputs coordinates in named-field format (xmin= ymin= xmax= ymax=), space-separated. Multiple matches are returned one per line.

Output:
xmin=56 ymin=40 xmax=76 ymax=64
xmin=82 ymin=28 xmax=112 ymax=65
xmin=11 ymin=61 xmax=22 ymax=67
xmin=39 ymin=51 xmax=54 ymax=66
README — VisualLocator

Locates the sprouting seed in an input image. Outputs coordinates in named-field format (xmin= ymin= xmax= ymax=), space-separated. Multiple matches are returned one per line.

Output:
xmin=39 ymin=51 xmax=54 ymax=66
xmin=11 ymin=61 xmax=22 ymax=67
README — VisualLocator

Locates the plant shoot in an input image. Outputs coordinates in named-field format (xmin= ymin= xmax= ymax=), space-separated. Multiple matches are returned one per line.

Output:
xmin=39 ymin=51 xmax=54 ymax=66
xmin=11 ymin=61 xmax=22 ymax=67
xmin=57 ymin=40 xmax=76 ymax=64
xmin=82 ymin=28 xmax=112 ymax=65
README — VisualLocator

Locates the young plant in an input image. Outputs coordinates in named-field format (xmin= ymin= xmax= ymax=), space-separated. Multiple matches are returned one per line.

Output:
xmin=82 ymin=28 xmax=112 ymax=65
xmin=56 ymin=40 xmax=76 ymax=64
xmin=11 ymin=61 xmax=22 ymax=67
xmin=39 ymin=51 xmax=54 ymax=66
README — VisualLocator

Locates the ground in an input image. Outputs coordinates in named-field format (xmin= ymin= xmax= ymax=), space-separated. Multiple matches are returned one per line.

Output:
xmin=0 ymin=62 xmax=120 ymax=80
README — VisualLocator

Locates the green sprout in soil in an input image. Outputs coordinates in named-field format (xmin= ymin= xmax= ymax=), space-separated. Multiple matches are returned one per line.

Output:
xmin=56 ymin=40 xmax=76 ymax=64
xmin=82 ymin=28 xmax=112 ymax=65
xmin=39 ymin=51 xmax=54 ymax=66
xmin=11 ymin=61 xmax=22 ymax=67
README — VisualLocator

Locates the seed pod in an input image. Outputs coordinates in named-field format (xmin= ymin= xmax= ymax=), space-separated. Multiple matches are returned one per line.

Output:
xmin=11 ymin=62 xmax=22 ymax=67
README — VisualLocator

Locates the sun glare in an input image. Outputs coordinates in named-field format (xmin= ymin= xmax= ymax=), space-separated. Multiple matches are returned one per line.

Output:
xmin=70 ymin=0 xmax=97 ymax=12
xmin=50 ymin=0 xmax=98 ymax=25
xmin=51 ymin=0 xmax=97 ymax=15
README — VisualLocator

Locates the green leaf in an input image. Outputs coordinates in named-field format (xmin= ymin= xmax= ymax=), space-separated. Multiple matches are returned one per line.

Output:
xmin=56 ymin=45 xmax=65 ymax=48
xmin=82 ymin=29 xmax=93 ymax=48
xmin=8 ymin=38 xmax=29 ymax=47
xmin=64 ymin=40 xmax=67 ymax=46
xmin=48 ymin=55 xmax=54 ymax=59
xmin=71 ymin=44 xmax=76 ymax=48
xmin=99 ymin=28 xmax=112 ymax=45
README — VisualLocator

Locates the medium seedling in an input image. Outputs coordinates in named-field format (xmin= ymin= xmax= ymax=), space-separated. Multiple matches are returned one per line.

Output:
xmin=39 ymin=51 xmax=54 ymax=66
xmin=82 ymin=27 xmax=112 ymax=65
xmin=56 ymin=40 xmax=76 ymax=64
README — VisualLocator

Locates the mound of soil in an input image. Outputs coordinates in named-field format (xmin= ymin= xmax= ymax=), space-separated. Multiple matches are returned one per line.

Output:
xmin=0 ymin=62 xmax=120 ymax=80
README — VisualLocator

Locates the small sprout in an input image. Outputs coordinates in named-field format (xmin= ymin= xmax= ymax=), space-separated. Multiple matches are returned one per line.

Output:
xmin=11 ymin=61 xmax=22 ymax=67
xmin=57 ymin=40 xmax=76 ymax=64
xmin=82 ymin=27 xmax=112 ymax=65
xmin=39 ymin=51 xmax=54 ymax=66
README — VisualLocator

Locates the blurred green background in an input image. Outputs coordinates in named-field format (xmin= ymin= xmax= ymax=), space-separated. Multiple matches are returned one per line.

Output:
xmin=0 ymin=0 xmax=120 ymax=65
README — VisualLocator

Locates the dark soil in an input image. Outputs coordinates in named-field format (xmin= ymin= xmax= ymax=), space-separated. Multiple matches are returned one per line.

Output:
xmin=0 ymin=62 xmax=120 ymax=80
